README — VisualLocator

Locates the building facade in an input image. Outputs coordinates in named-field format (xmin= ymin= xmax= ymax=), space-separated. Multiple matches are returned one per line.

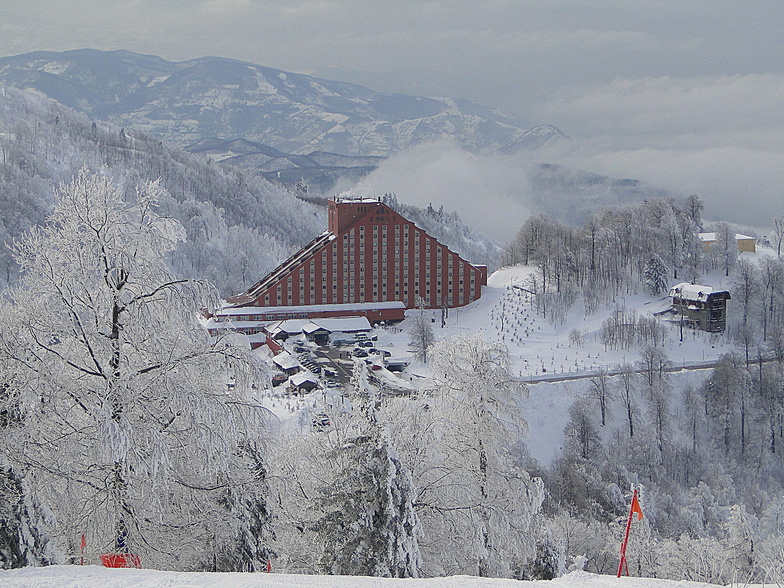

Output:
xmin=227 ymin=197 xmax=488 ymax=312
xmin=669 ymin=282 xmax=731 ymax=333
xmin=698 ymin=232 xmax=757 ymax=253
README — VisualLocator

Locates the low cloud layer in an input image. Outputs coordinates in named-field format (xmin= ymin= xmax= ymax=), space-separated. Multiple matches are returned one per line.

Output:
xmin=352 ymin=141 xmax=533 ymax=243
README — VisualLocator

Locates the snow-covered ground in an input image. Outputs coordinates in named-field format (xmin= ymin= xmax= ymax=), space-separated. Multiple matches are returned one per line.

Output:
xmin=263 ymin=246 xmax=766 ymax=465
xmin=3 ymin=258 xmax=769 ymax=587
xmin=0 ymin=567 xmax=740 ymax=588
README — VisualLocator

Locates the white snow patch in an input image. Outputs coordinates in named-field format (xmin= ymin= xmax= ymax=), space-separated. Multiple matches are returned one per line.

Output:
xmin=0 ymin=566 xmax=742 ymax=588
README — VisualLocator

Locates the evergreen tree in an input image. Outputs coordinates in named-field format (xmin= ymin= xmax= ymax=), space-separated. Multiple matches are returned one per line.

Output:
xmin=311 ymin=363 xmax=421 ymax=577
xmin=644 ymin=253 xmax=669 ymax=295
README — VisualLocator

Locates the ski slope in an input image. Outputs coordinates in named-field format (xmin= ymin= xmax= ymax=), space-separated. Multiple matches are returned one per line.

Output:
xmin=0 ymin=567 xmax=744 ymax=588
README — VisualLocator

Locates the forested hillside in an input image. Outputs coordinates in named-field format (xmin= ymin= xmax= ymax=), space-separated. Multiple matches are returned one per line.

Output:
xmin=0 ymin=86 xmax=499 ymax=295
xmin=2 ymin=85 xmax=783 ymax=584
xmin=494 ymin=200 xmax=784 ymax=583
xmin=0 ymin=85 xmax=322 ymax=294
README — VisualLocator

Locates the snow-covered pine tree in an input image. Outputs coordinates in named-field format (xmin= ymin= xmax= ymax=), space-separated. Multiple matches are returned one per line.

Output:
xmin=0 ymin=466 xmax=54 ymax=568
xmin=0 ymin=170 xmax=274 ymax=570
xmin=644 ymin=253 xmax=669 ymax=295
xmin=310 ymin=362 xmax=421 ymax=577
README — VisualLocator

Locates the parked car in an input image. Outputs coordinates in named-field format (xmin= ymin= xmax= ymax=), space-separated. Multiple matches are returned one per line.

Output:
xmin=352 ymin=348 xmax=369 ymax=358
xmin=358 ymin=340 xmax=374 ymax=348
xmin=312 ymin=413 xmax=331 ymax=430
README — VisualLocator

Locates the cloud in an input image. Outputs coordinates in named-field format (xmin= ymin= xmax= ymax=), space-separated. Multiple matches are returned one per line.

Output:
xmin=201 ymin=0 xmax=254 ymax=14
xmin=528 ymin=73 xmax=784 ymax=230
xmin=535 ymin=74 xmax=784 ymax=151
xmin=351 ymin=140 xmax=533 ymax=243
xmin=550 ymin=145 xmax=784 ymax=229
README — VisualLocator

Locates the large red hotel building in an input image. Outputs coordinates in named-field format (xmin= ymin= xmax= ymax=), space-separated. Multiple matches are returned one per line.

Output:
xmin=224 ymin=197 xmax=487 ymax=322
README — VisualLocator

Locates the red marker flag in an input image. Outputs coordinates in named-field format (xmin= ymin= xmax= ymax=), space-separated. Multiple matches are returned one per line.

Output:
xmin=617 ymin=489 xmax=643 ymax=577
xmin=630 ymin=492 xmax=643 ymax=520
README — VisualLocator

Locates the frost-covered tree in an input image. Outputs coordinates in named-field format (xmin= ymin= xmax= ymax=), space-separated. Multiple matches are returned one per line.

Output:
xmin=0 ymin=170 xmax=273 ymax=570
xmin=644 ymin=254 xmax=669 ymax=295
xmin=310 ymin=363 xmax=421 ymax=577
xmin=408 ymin=308 xmax=435 ymax=363
xmin=712 ymin=222 xmax=738 ymax=277
xmin=564 ymin=398 xmax=601 ymax=460
xmin=408 ymin=335 xmax=544 ymax=578
xmin=0 ymin=466 xmax=54 ymax=569
xmin=588 ymin=369 xmax=612 ymax=427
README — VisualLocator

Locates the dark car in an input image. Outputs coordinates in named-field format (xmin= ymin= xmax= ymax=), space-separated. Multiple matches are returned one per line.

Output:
xmin=312 ymin=413 xmax=331 ymax=430
xmin=352 ymin=349 xmax=369 ymax=358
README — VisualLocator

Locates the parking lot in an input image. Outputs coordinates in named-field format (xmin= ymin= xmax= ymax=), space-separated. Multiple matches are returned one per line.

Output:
xmin=279 ymin=334 xmax=407 ymax=393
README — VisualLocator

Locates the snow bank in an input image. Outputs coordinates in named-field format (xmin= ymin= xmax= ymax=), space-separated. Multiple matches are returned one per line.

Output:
xmin=0 ymin=568 xmax=734 ymax=588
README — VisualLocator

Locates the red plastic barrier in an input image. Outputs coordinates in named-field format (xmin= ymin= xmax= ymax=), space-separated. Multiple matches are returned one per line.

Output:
xmin=100 ymin=553 xmax=141 ymax=568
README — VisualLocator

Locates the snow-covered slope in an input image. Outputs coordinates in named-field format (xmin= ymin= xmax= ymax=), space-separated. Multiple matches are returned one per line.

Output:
xmin=356 ymin=247 xmax=763 ymax=466
xmin=0 ymin=567 xmax=737 ymax=588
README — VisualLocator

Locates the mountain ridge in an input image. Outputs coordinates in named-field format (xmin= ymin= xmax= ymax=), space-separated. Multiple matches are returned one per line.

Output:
xmin=0 ymin=49 xmax=531 ymax=156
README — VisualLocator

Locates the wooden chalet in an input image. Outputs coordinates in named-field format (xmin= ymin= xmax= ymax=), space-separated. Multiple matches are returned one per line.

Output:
xmin=669 ymin=282 xmax=731 ymax=333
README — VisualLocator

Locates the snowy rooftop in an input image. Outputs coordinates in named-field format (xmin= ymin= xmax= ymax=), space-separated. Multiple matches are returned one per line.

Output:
xmin=308 ymin=316 xmax=372 ymax=333
xmin=216 ymin=301 xmax=405 ymax=318
xmin=290 ymin=371 xmax=319 ymax=386
xmin=267 ymin=319 xmax=313 ymax=335
xmin=669 ymin=282 xmax=729 ymax=302
xmin=332 ymin=195 xmax=383 ymax=204
xmin=698 ymin=232 xmax=755 ymax=241
xmin=271 ymin=351 xmax=301 ymax=371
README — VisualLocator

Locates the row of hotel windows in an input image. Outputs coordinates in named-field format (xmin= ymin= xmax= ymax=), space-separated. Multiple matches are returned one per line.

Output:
xmin=262 ymin=273 xmax=476 ymax=306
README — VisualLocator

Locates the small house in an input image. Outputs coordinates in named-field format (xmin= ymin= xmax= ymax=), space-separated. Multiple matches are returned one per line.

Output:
xmin=289 ymin=371 xmax=320 ymax=394
xmin=698 ymin=232 xmax=756 ymax=253
xmin=669 ymin=282 xmax=731 ymax=333
xmin=271 ymin=351 xmax=302 ymax=376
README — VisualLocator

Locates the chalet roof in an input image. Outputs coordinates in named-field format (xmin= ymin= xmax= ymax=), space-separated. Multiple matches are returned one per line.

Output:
xmin=669 ymin=282 xmax=730 ymax=302
xmin=271 ymin=351 xmax=301 ymax=371
xmin=290 ymin=371 xmax=319 ymax=387
xmin=266 ymin=319 xmax=312 ymax=336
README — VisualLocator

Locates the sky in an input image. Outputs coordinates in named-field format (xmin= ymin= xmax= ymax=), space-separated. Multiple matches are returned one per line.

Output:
xmin=2 ymin=1 xmax=784 ymax=232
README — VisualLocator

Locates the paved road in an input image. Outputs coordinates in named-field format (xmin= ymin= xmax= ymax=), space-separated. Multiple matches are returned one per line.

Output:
xmin=313 ymin=347 xmax=355 ymax=383
xmin=522 ymin=356 xmax=777 ymax=384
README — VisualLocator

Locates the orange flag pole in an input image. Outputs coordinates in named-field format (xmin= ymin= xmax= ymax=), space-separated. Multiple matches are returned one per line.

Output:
xmin=617 ymin=488 xmax=643 ymax=577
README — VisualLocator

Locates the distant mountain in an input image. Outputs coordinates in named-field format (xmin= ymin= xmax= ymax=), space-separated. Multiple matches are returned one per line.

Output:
xmin=185 ymin=138 xmax=385 ymax=194
xmin=0 ymin=49 xmax=530 ymax=157
xmin=500 ymin=124 xmax=570 ymax=154
xmin=526 ymin=163 xmax=673 ymax=224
